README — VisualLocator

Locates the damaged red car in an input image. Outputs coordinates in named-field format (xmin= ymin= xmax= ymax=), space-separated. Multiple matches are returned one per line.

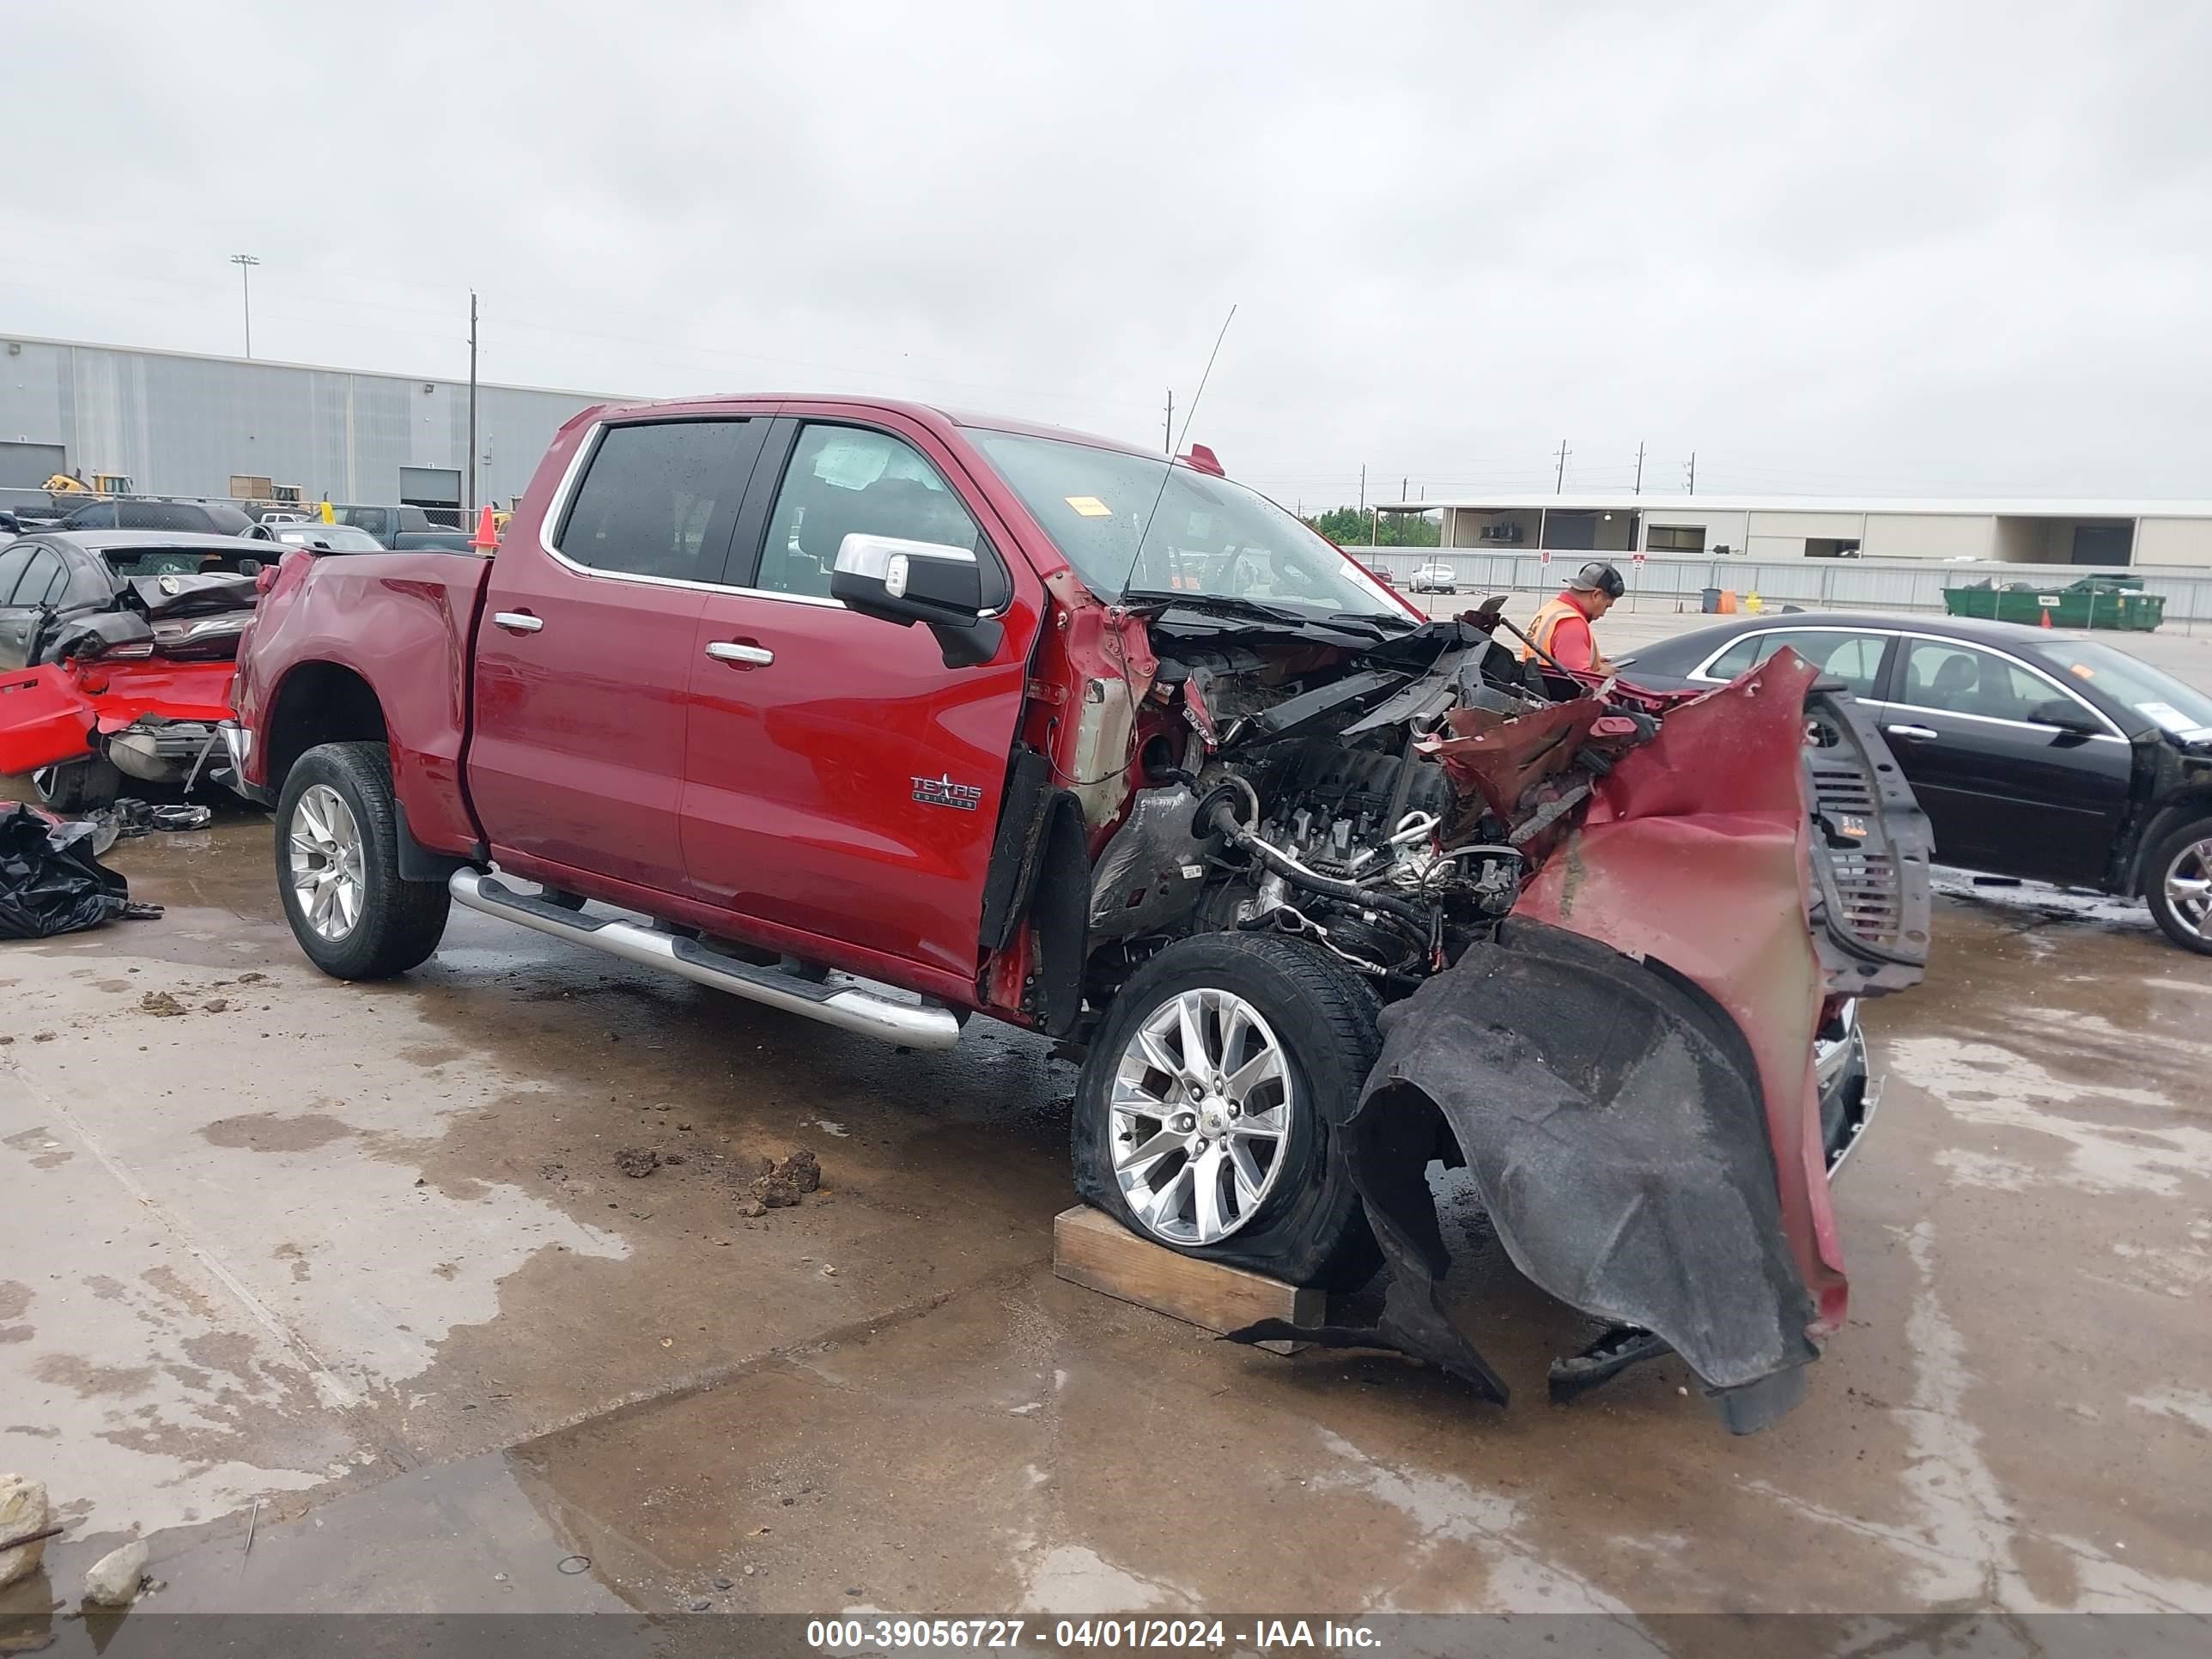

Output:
xmin=0 ymin=530 xmax=265 ymax=809
xmin=216 ymin=398 xmax=1931 ymax=1431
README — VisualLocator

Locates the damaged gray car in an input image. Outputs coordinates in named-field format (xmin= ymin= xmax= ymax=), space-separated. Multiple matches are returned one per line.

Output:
xmin=0 ymin=530 xmax=264 ymax=811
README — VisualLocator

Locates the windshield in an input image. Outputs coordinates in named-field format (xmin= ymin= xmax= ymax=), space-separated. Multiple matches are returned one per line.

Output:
xmin=2035 ymin=638 xmax=2212 ymax=736
xmin=969 ymin=430 xmax=1406 ymax=620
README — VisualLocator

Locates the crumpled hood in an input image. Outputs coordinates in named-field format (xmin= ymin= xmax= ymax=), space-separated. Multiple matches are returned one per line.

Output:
xmin=1231 ymin=650 xmax=1927 ymax=1432
xmin=1515 ymin=650 xmax=1849 ymax=1338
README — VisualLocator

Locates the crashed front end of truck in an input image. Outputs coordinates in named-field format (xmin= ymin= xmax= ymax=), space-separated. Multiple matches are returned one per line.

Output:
xmin=1067 ymin=595 xmax=1929 ymax=1433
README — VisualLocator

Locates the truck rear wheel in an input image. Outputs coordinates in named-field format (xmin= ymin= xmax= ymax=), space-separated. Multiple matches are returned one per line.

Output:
xmin=275 ymin=741 xmax=450 ymax=979
xmin=1072 ymin=932 xmax=1382 ymax=1290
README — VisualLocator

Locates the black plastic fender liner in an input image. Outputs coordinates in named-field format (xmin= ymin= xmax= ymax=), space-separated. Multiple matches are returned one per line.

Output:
xmin=1230 ymin=919 xmax=1820 ymax=1430
xmin=1357 ymin=921 xmax=1819 ymax=1406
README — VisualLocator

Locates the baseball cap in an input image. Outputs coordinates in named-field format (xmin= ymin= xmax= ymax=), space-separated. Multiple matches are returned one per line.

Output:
xmin=1569 ymin=561 xmax=1626 ymax=599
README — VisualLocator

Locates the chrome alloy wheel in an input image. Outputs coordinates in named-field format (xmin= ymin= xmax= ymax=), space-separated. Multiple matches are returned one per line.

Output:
xmin=289 ymin=783 xmax=365 ymax=941
xmin=2166 ymin=836 xmax=2212 ymax=940
xmin=1109 ymin=987 xmax=1294 ymax=1246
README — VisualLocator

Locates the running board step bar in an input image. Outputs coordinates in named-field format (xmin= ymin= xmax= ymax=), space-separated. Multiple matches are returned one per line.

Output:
xmin=447 ymin=870 xmax=963 ymax=1050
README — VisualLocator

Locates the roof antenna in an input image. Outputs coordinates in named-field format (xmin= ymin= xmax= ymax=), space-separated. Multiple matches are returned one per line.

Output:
xmin=1114 ymin=303 xmax=1237 ymax=599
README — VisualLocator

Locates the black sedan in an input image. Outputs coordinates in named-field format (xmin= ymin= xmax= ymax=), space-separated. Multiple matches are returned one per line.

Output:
xmin=1619 ymin=611 xmax=2212 ymax=954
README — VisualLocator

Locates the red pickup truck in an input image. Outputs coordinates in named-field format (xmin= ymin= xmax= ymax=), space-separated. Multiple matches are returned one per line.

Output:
xmin=226 ymin=395 xmax=1930 ymax=1431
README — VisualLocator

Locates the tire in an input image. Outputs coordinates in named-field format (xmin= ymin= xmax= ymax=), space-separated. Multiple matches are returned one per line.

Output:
xmin=274 ymin=741 xmax=451 ymax=979
xmin=2143 ymin=814 xmax=2212 ymax=956
xmin=30 ymin=755 xmax=122 ymax=813
xmin=1072 ymin=932 xmax=1382 ymax=1289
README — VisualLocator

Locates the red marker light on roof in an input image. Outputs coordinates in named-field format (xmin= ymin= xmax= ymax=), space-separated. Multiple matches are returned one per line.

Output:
xmin=1179 ymin=444 xmax=1224 ymax=477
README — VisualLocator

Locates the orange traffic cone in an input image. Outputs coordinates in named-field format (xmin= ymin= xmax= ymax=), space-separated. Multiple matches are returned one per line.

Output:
xmin=471 ymin=504 xmax=499 ymax=550
xmin=2039 ymin=605 xmax=2052 ymax=628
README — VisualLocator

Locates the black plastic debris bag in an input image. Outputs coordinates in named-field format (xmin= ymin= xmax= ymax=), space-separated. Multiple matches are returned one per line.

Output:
xmin=0 ymin=803 xmax=161 ymax=939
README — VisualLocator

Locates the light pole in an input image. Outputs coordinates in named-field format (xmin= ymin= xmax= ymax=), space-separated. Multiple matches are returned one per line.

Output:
xmin=230 ymin=254 xmax=260 ymax=358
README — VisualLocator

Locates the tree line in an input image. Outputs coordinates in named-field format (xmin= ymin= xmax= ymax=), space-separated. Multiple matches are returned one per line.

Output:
xmin=1300 ymin=506 xmax=1441 ymax=548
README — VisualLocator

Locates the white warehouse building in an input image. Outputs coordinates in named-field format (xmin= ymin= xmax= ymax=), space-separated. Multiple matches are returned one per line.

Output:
xmin=1379 ymin=495 xmax=2212 ymax=570
xmin=0 ymin=335 xmax=625 ymax=515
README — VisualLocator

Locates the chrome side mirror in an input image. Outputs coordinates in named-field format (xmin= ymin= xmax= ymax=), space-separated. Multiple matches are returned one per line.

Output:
xmin=830 ymin=533 xmax=985 ymax=626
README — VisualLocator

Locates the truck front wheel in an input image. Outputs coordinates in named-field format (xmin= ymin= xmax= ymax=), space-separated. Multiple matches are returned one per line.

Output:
xmin=1071 ymin=933 xmax=1382 ymax=1290
xmin=274 ymin=741 xmax=451 ymax=979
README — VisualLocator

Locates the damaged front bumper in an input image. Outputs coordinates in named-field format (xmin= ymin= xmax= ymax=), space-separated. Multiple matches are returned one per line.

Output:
xmin=1817 ymin=1004 xmax=1879 ymax=1178
xmin=1240 ymin=654 xmax=1929 ymax=1433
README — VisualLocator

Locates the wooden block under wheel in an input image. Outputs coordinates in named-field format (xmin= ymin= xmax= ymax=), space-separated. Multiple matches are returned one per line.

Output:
xmin=1051 ymin=1204 xmax=1322 ymax=1355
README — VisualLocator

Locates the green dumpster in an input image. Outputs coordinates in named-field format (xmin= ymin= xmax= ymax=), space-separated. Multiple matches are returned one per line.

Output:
xmin=1943 ymin=574 xmax=2163 ymax=631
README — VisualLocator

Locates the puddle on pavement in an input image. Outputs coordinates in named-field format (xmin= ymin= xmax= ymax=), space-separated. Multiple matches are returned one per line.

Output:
xmin=9 ymin=799 xmax=2212 ymax=1615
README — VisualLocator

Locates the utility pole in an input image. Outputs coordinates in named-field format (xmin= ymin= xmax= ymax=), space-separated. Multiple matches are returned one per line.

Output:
xmin=1358 ymin=465 xmax=1366 ymax=513
xmin=1553 ymin=439 xmax=1570 ymax=495
xmin=229 ymin=254 xmax=260 ymax=359
xmin=1634 ymin=441 xmax=1645 ymax=494
xmin=1401 ymin=475 xmax=1407 ymax=501
xmin=466 ymin=290 xmax=479 ymax=517
xmin=1164 ymin=390 xmax=1174 ymax=455
xmin=1685 ymin=452 xmax=1697 ymax=495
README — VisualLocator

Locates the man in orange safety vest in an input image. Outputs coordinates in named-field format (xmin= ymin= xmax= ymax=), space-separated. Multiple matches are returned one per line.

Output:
xmin=1518 ymin=561 xmax=1626 ymax=675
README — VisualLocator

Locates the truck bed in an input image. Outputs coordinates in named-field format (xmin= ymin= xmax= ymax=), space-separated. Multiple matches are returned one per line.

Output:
xmin=231 ymin=548 xmax=495 ymax=857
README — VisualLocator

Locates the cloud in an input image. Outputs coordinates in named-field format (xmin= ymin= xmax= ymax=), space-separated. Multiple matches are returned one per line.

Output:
xmin=7 ymin=0 xmax=2209 ymax=500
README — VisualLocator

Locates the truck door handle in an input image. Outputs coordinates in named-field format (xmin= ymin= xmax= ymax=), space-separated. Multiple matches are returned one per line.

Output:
xmin=492 ymin=611 xmax=544 ymax=634
xmin=706 ymin=641 xmax=775 ymax=667
xmin=1885 ymin=723 xmax=1939 ymax=741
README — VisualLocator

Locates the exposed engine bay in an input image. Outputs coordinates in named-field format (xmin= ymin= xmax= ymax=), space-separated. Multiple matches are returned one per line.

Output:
xmin=1070 ymin=596 xmax=1932 ymax=1431
xmin=1091 ymin=614 xmax=1601 ymax=988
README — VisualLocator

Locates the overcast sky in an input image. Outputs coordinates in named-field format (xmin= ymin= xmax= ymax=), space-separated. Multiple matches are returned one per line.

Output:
xmin=10 ymin=2 xmax=2210 ymax=502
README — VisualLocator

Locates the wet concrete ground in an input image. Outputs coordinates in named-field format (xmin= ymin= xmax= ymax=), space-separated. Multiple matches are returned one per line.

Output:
xmin=2 ymin=794 xmax=2209 ymax=1625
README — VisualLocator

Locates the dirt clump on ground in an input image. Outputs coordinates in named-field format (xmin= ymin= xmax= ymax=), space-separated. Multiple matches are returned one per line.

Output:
xmin=750 ymin=1147 xmax=823 ymax=1209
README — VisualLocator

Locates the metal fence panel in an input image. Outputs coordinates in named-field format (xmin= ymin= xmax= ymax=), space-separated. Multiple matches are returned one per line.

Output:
xmin=1347 ymin=549 xmax=2212 ymax=627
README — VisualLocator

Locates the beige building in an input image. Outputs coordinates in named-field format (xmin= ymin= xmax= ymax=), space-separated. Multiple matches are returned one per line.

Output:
xmin=1379 ymin=495 xmax=2212 ymax=569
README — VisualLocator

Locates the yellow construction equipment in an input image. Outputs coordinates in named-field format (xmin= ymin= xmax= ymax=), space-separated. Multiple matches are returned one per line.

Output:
xmin=44 ymin=471 xmax=137 ymax=497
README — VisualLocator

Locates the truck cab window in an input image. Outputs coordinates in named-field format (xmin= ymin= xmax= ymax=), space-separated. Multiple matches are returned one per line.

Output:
xmin=556 ymin=420 xmax=755 ymax=582
xmin=756 ymin=424 xmax=981 ymax=599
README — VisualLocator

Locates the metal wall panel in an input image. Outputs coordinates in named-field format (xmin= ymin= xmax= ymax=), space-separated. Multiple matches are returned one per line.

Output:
xmin=0 ymin=339 xmax=617 ymax=508
xmin=0 ymin=441 xmax=66 ymax=487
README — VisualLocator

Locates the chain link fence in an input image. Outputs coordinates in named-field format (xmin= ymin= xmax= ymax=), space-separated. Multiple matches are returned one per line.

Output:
xmin=1346 ymin=549 xmax=2212 ymax=630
